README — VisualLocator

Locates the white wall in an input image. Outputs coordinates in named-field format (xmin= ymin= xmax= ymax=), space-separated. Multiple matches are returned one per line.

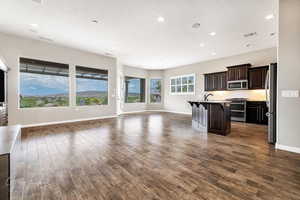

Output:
xmin=0 ymin=31 xmax=279 ymax=127
xmin=277 ymin=0 xmax=300 ymax=151
xmin=163 ymin=48 xmax=277 ymax=114
xmin=0 ymin=33 xmax=117 ymax=126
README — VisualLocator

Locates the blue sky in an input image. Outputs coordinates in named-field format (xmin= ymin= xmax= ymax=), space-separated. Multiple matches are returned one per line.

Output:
xmin=20 ymin=73 xmax=108 ymax=96
xmin=128 ymin=79 xmax=140 ymax=94
xmin=77 ymin=78 xmax=107 ymax=92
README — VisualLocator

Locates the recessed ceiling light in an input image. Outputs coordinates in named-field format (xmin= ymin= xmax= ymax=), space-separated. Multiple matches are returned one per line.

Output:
xmin=32 ymin=0 xmax=42 ymax=4
xmin=265 ymin=14 xmax=275 ymax=20
xmin=30 ymin=24 xmax=38 ymax=27
xmin=200 ymin=43 xmax=205 ymax=47
xmin=211 ymin=52 xmax=216 ymax=56
xmin=29 ymin=29 xmax=38 ymax=33
xmin=210 ymin=32 xmax=216 ymax=36
xmin=244 ymin=32 xmax=257 ymax=38
xmin=157 ymin=17 xmax=165 ymax=23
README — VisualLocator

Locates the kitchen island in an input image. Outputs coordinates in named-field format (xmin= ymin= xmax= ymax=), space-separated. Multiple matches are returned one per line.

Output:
xmin=188 ymin=101 xmax=231 ymax=135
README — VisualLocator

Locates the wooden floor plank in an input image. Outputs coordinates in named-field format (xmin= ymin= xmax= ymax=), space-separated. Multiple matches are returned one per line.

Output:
xmin=13 ymin=112 xmax=300 ymax=200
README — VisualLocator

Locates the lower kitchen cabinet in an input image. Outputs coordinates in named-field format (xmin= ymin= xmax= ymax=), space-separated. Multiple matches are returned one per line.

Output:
xmin=246 ymin=101 xmax=268 ymax=125
xmin=0 ymin=125 xmax=21 ymax=200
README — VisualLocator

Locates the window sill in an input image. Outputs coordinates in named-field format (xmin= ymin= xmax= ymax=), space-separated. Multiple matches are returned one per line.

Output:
xmin=18 ymin=104 xmax=110 ymax=110
xmin=124 ymin=102 xmax=146 ymax=104
xmin=169 ymin=92 xmax=195 ymax=96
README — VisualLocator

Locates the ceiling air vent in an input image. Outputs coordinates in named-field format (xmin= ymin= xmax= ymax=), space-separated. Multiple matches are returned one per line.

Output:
xmin=192 ymin=23 xmax=201 ymax=29
xmin=243 ymin=32 xmax=257 ymax=38
xmin=39 ymin=36 xmax=53 ymax=42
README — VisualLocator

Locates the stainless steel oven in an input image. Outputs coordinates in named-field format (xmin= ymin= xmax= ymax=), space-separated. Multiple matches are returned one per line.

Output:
xmin=227 ymin=80 xmax=248 ymax=90
xmin=227 ymin=98 xmax=247 ymax=122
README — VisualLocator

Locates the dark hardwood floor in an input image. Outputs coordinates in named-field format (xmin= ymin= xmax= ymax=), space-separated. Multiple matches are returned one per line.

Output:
xmin=14 ymin=112 xmax=300 ymax=200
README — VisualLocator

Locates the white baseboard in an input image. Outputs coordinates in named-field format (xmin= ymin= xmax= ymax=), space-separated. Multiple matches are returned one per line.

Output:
xmin=121 ymin=110 xmax=166 ymax=115
xmin=21 ymin=115 xmax=118 ymax=128
xmin=121 ymin=110 xmax=191 ymax=115
xmin=275 ymin=144 xmax=300 ymax=154
xmin=121 ymin=110 xmax=148 ymax=114
xmin=164 ymin=110 xmax=192 ymax=115
xmin=21 ymin=110 xmax=191 ymax=128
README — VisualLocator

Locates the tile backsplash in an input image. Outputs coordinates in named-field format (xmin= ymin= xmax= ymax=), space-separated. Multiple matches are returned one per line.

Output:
xmin=208 ymin=90 xmax=266 ymax=101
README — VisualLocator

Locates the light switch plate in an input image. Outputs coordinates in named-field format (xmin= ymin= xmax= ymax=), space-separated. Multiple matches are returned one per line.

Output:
xmin=281 ymin=90 xmax=299 ymax=98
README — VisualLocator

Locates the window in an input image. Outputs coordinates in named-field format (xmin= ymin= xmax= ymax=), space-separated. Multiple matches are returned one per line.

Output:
xmin=125 ymin=76 xmax=145 ymax=103
xmin=76 ymin=66 xmax=108 ymax=106
xmin=170 ymin=74 xmax=195 ymax=95
xmin=150 ymin=79 xmax=162 ymax=103
xmin=20 ymin=58 xmax=69 ymax=108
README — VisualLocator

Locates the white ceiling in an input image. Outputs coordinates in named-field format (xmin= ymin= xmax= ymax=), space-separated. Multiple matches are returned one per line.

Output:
xmin=0 ymin=0 xmax=277 ymax=69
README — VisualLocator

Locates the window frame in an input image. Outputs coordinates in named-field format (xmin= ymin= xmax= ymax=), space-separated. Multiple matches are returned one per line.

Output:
xmin=124 ymin=76 xmax=146 ymax=104
xmin=18 ymin=57 xmax=70 ymax=109
xmin=149 ymin=78 xmax=162 ymax=104
xmin=169 ymin=74 xmax=195 ymax=95
xmin=75 ymin=65 xmax=109 ymax=107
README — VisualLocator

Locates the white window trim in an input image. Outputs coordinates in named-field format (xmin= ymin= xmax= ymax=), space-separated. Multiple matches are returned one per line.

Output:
xmin=169 ymin=73 xmax=195 ymax=95
xmin=149 ymin=78 xmax=162 ymax=104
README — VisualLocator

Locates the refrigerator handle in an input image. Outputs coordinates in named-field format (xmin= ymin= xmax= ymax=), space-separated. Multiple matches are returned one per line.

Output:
xmin=265 ymin=70 xmax=270 ymax=108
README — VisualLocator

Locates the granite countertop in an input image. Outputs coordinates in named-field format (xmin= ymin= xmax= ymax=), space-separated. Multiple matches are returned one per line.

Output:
xmin=189 ymin=100 xmax=231 ymax=104
xmin=0 ymin=125 xmax=21 ymax=155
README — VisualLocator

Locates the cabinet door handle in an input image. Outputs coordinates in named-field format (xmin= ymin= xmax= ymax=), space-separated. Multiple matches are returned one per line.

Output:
xmin=5 ymin=177 xmax=10 ymax=186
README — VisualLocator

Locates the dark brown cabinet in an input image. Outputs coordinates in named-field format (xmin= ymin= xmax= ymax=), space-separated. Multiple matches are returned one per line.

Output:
xmin=246 ymin=101 xmax=268 ymax=125
xmin=248 ymin=66 xmax=268 ymax=89
xmin=189 ymin=101 xmax=231 ymax=136
xmin=227 ymin=64 xmax=250 ymax=81
xmin=204 ymin=71 xmax=227 ymax=91
xmin=208 ymin=103 xmax=231 ymax=135
xmin=0 ymin=126 xmax=21 ymax=200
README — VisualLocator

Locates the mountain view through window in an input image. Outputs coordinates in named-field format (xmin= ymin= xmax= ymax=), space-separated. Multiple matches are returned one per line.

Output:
xmin=20 ymin=58 xmax=69 ymax=108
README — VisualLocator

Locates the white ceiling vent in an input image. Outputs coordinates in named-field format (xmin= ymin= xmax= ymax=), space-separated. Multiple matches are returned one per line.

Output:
xmin=39 ymin=36 xmax=53 ymax=42
xmin=192 ymin=23 xmax=201 ymax=29
xmin=243 ymin=32 xmax=257 ymax=38
xmin=32 ymin=0 xmax=43 ymax=4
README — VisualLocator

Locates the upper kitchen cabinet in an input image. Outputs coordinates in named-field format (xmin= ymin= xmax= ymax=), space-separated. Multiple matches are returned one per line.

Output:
xmin=204 ymin=71 xmax=227 ymax=91
xmin=248 ymin=66 xmax=268 ymax=89
xmin=226 ymin=63 xmax=251 ymax=81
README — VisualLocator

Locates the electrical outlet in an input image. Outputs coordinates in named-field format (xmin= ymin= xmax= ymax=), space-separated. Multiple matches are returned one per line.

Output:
xmin=281 ymin=90 xmax=299 ymax=98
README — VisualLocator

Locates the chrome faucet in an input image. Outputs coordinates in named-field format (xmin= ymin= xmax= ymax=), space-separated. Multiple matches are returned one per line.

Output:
xmin=204 ymin=93 xmax=213 ymax=101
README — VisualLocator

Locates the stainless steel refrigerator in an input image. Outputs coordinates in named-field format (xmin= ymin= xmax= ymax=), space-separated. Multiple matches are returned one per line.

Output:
xmin=265 ymin=63 xmax=277 ymax=144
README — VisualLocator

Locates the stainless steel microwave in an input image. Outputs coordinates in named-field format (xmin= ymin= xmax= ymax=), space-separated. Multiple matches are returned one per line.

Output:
xmin=227 ymin=80 xmax=248 ymax=90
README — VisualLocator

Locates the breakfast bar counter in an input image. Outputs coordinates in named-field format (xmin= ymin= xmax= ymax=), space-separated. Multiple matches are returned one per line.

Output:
xmin=188 ymin=101 xmax=231 ymax=136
